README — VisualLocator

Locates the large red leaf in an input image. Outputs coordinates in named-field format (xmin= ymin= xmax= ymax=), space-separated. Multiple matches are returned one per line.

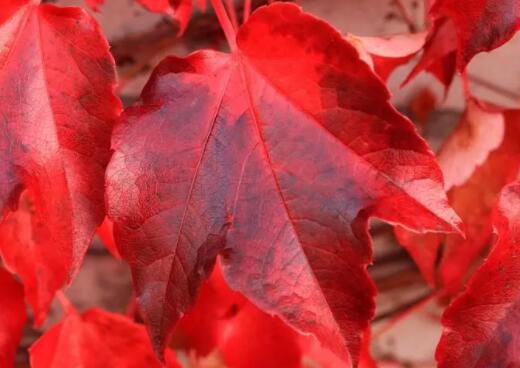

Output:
xmin=106 ymin=3 xmax=461 ymax=364
xmin=431 ymin=0 xmax=520 ymax=71
xmin=0 ymin=267 xmax=26 ymax=368
xmin=396 ymin=108 xmax=520 ymax=292
xmin=30 ymin=305 xmax=180 ymax=368
xmin=0 ymin=0 xmax=121 ymax=324
xmin=436 ymin=181 xmax=520 ymax=367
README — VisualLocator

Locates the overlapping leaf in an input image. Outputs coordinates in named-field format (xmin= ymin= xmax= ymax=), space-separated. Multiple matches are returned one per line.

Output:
xmin=0 ymin=0 xmax=121 ymax=324
xmin=436 ymin=181 xmax=520 ymax=367
xmin=106 ymin=3 xmax=461 ymax=364
xmin=178 ymin=264 xmax=376 ymax=368
xmin=177 ymin=265 xmax=303 ymax=368
xmin=0 ymin=267 xmax=26 ymax=368
xmin=30 ymin=305 xmax=180 ymax=368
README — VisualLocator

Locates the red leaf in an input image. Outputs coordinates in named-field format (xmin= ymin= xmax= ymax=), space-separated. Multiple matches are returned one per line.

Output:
xmin=403 ymin=17 xmax=457 ymax=91
xmin=431 ymin=0 xmax=520 ymax=71
xmin=396 ymin=108 xmax=520 ymax=292
xmin=436 ymin=180 xmax=520 ymax=367
xmin=30 ymin=306 xmax=180 ymax=368
xmin=349 ymin=32 xmax=427 ymax=82
xmin=0 ymin=267 xmax=26 ymax=368
xmin=106 ymin=3 xmax=461 ymax=364
xmin=178 ymin=265 xmax=303 ymax=368
xmin=0 ymin=1 xmax=121 ymax=324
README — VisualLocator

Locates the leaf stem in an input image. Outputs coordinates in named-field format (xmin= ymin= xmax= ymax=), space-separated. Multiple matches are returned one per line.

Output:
xmin=211 ymin=0 xmax=238 ymax=51
xmin=243 ymin=0 xmax=252 ymax=22
xmin=224 ymin=0 xmax=239 ymax=30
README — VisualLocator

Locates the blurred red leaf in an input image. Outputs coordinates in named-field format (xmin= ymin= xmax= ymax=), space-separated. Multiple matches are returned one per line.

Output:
xmin=436 ymin=181 xmax=520 ymax=367
xmin=186 ymin=267 xmax=303 ymax=368
xmin=396 ymin=107 xmax=520 ymax=292
xmin=0 ymin=267 xmax=26 ymax=368
xmin=409 ymin=88 xmax=437 ymax=126
xmin=178 ymin=264 xmax=361 ymax=368
xmin=106 ymin=3 xmax=461 ymax=364
xmin=30 ymin=306 xmax=180 ymax=368
xmin=0 ymin=0 xmax=120 ymax=324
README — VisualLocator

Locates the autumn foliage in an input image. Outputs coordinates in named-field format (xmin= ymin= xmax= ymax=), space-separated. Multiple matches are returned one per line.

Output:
xmin=1 ymin=0 xmax=520 ymax=367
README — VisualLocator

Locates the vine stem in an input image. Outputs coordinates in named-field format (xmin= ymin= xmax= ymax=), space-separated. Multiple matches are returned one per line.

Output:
xmin=243 ymin=0 xmax=252 ymax=22
xmin=56 ymin=290 xmax=76 ymax=314
xmin=211 ymin=0 xmax=238 ymax=51
xmin=393 ymin=0 xmax=417 ymax=33
xmin=372 ymin=291 xmax=438 ymax=339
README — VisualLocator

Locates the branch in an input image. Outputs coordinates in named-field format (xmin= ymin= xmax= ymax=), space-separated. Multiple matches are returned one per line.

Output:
xmin=392 ymin=0 xmax=417 ymax=33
